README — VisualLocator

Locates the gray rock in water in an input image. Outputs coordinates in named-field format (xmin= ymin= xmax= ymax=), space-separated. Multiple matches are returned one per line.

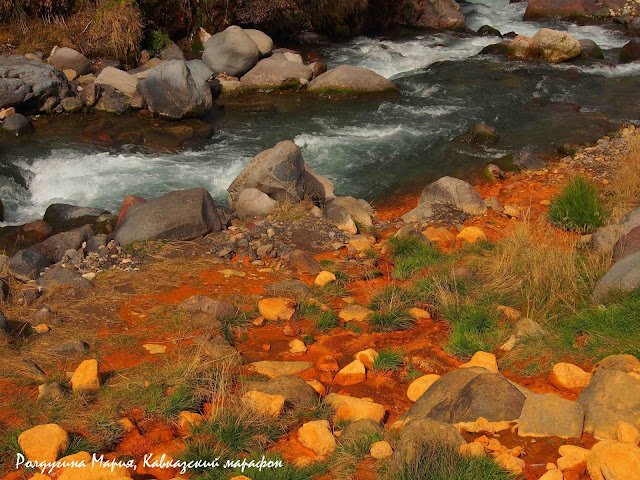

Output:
xmin=593 ymin=250 xmax=640 ymax=300
xmin=137 ymin=60 xmax=213 ymax=120
xmin=397 ymin=418 xmax=465 ymax=465
xmin=0 ymin=54 xmax=67 ymax=113
xmin=202 ymin=26 xmax=260 ymax=77
xmin=402 ymin=176 xmax=486 ymax=223
xmin=49 ymin=47 xmax=91 ymax=75
xmin=30 ymin=225 xmax=94 ymax=263
xmin=517 ymin=393 xmax=584 ymax=438
xmin=43 ymin=203 xmax=108 ymax=232
xmin=339 ymin=418 xmax=383 ymax=445
xmin=235 ymin=188 xmax=277 ymax=220
xmin=94 ymin=85 xmax=130 ymax=114
xmin=228 ymin=140 xmax=305 ymax=207
xmin=60 ymin=96 xmax=83 ymax=113
xmin=240 ymin=57 xmax=313 ymax=89
xmin=579 ymin=39 xmax=604 ymax=60
xmin=578 ymin=368 xmax=640 ymax=439
xmin=307 ymin=65 xmax=398 ymax=94
xmin=112 ymin=188 xmax=222 ymax=246
xmin=2 ymin=113 xmax=31 ymax=134
xmin=37 ymin=266 xmax=93 ymax=289
xmin=513 ymin=150 xmax=546 ymax=170
xmin=9 ymin=249 xmax=51 ymax=281
xmin=241 ymin=374 xmax=318 ymax=409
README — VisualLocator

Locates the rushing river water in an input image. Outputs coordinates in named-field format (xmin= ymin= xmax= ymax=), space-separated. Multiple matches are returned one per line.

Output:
xmin=1 ymin=0 xmax=640 ymax=224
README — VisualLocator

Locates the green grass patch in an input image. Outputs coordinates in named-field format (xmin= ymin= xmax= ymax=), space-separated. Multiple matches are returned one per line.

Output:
xmin=390 ymin=442 xmax=515 ymax=480
xmin=443 ymin=305 xmax=505 ymax=359
xmin=549 ymin=176 xmax=608 ymax=233
xmin=387 ymin=236 xmax=444 ymax=280
xmin=373 ymin=349 xmax=404 ymax=372
xmin=369 ymin=285 xmax=415 ymax=332
xmin=315 ymin=310 xmax=339 ymax=332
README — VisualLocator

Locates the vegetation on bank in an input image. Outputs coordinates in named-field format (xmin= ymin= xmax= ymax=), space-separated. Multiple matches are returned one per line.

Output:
xmin=549 ymin=176 xmax=608 ymax=233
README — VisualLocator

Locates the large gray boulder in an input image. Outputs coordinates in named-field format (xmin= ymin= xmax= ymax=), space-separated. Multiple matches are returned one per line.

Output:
xmin=244 ymin=29 xmax=274 ymax=56
xmin=49 ymin=47 xmax=91 ymax=75
xmin=593 ymin=250 xmax=640 ymax=300
xmin=401 ymin=368 xmax=525 ymax=424
xmin=43 ymin=204 xmax=108 ymax=232
xmin=202 ymin=26 xmax=260 ymax=77
xmin=307 ymin=65 xmax=398 ymax=94
xmin=228 ymin=140 xmax=305 ymax=207
xmin=339 ymin=418 xmax=384 ymax=445
xmin=578 ymin=368 xmax=640 ymax=439
xmin=399 ymin=0 xmax=466 ymax=31
xmin=517 ymin=393 xmax=584 ymax=438
xmin=235 ymin=188 xmax=277 ymax=220
xmin=30 ymin=225 xmax=94 ymax=263
xmin=331 ymin=196 xmax=374 ymax=228
xmin=8 ymin=249 xmax=51 ymax=281
xmin=0 ymin=55 xmax=68 ymax=113
xmin=37 ymin=266 xmax=93 ymax=289
xmin=240 ymin=57 xmax=313 ymax=89
xmin=241 ymin=375 xmax=318 ymax=409
xmin=137 ymin=60 xmax=213 ymax=120
xmin=402 ymin=176 xmax=486 ymax=223
xmin=112 ymin=188 xmax=222 ymax=246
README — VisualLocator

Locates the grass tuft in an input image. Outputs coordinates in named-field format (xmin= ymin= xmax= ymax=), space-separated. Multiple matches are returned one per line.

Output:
xmin=373 ymin=349 xmax=404 ymax=372
xmin=387 ymin=236 xmax=444 ymax=280
xmin=549 ymin=176 xmax=608 ymax=233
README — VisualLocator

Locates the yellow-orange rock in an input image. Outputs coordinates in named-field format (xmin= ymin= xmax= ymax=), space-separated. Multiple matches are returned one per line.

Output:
xmin=407 ymin=374 xmax=440 ymax=402
xmin=538 ymin=469 xmax=563 ymax=480
xmin=355 ymin=348 xmax=378 ymax=369
xmin=495 ymin=453 xmax=524 ymax=475
xmin=557 ymin=445 xmax=589 ymax=472
xmin=298 ymin=420 xmax=335 ymax=458
xmin=18 ymin=424 xmax=69 ymax=463
xmin=549 ymin=362 xmax=591 ymax=391
xmin=338 ymin=304 xmax=374 ymax=322
xmin=587 ymin=440 xmax=640 ymax=480
xmin=457 ymin=226 xmax=487 ymax=244
xmin=258 ymin=297 xmax=296 ymax=321
xmin=370 ymin=441 xmax=393 ymax=459
xmin=459 ymin=442 xmax=486 ymax=458
xmin=422 ymin=227 xmax=455 ymax=247
xmin=334 ymin=360 xmax=366 ymax=386
xmin=177 ymin=411 xmax=204 ymax=436
xmin=460 ymin=351 xmax=498 ymax=373
xmin=326 ymin=393 xmax=386 ymax=423
xmin=306 ymin=379 xmax=326 ymax=397
xmin=617 ymin=421 xmax=640 ymax=445
xmin=242 ymin=390 xmax=285 ymax=417
xmin=314 ymin=270 xmax=336 ymax=287
xmin=70 ymin=359 xmax=101 ymax=392
xmin=408 ymin=308 xmax=431 ymax=320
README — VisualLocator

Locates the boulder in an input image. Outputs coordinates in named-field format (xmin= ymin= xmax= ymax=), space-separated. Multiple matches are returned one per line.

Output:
xmin=458 ymin=124 xmax=499 ymax=145
xmin=460 ymin=351 xmax=498 ymax=373
xmin=477 ymin=25 xmax=502 ymax=37
xmin=579 ymin=369 xmax=640 ymax=439
xmin=228 ymin=140 xmax=305 ymax=207
xmin=137 ymin=60 xmax=213 ymax=119
xmin=288 ymin=249 xmax=321 ymax=273
xmin=80 ymin=82 xmax=100 ymax=108
xmin=264 ymin=279 xmax=311 ymax=298
xmin=334 ymin=359 xmax=367 ymax=386
xmin=298 ymin=420 xmax=335 ymax=458
xmin=242 ymin=390 xmax=285 ymax=417
xmin=620 ymin=38 xmax=640 ymax=64
xmin=9 ymin=249 xmax=50 ymax=281
xmin=112 ymin=188 xmax=222 ymax=246
xmin=244 ymin=29 xmax=274 ymax=56
xmin=307 ymin=65 xmax=398 ymax=94
xmin=532 ymin=29 xmax=582 ymax=63
xmin=612 ymin=225 xmax=640 ymax=261
xmin=258 ymin=297 xmax=296 ymax=321
xmin=49 ymin=47 xmax=91 ymax=75
xmin=60 ymin=96 xmax=83 ymax=113
xmin=587 ymin=440 xmax=640 ymax=480
xmin=507 ymin=35 xmax=540 ymax=60
xmin=524 ymin=0 xmax=599 ymax=20
xmin=617 ymin=421 xmax=640 ymax=444
xmin=178 ymin=295 xmax=238 ymax=321
xmin=117 ymin=195 xmax=146 ymax=224
xmin=30 ymin=225 xmax=94 ymax=263
xmin=2 ymin=113 xmax=31 ymax=133
xmin=500 ymin=318 xmax=546 ymax=352
xmin=37 ymin=267 xmax=94 ymax=290
xmin=579 ymin=39 xmax=604 ymax=60
xmin=0 ymin=54 xmax=67 ymax=113
xmin=303 ymin=164 xmax=335 ymax=204
xmin=249 ymin=360 xmax=312 ymax=378
xmin=512 ymin=150 xmax=546 ymax=170
xmin=595 ymin=354 xmax=640 ymax=374
xmin=240 ymin=57 xmax=313 ymax=89
xmin=407 ymin=374 xmax=441 ymax=402
xmin=400 ymin=0 xmax=466 ymax=31
xmin=331 ymin=196 xmax=374 ymax=228
xmin=95 ymin=66 xmax=138 ymax=97
xmin=396 ymin=418 xmax=465 ymax=465
xmin=338 ymin=304 xmax=374 ymax=322
xmin=43 ymin=203 xmax=108 ymax=232
xmin=339 ymin=418 xmax=383 ymax=444
xmin=202 ymin=26 xmax=260 ymax=77
xmin=18 ymin=424 xmax=69 ymax=462
xmin=235 ymin=188 xmax=277 ymax=219
xmin=242 ymin=375 xmax=318 ymax=409
xmin=158 ymin=43 xmax=185 ymax=61
xmin=70 ymin=359 xmax=100 ymax=392
xmin=594 ymin=250 xmax=640 ymax=300
xmin=517 ymin=393 xmax=584 ymax=438
xmin=325 ymin=202 xmax=357 ymax=234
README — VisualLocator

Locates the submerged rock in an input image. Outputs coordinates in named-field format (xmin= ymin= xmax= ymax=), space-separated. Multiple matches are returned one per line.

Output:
xmin=307 ymin=65 xmax=398 ymax=94
xmin=620 ymin=38 xmax=640 ymax=64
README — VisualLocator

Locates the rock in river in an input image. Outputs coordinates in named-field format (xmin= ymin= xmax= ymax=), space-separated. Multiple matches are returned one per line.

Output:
xmin=307 ymin=65 xmax=398 ymax=94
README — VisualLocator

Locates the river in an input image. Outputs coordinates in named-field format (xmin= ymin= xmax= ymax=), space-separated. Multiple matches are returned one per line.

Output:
xmin=1 ymin=0 xmax=639 ymax=224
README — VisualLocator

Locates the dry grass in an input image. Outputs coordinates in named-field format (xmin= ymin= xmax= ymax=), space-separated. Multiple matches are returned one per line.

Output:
xmin=605 ymin=131 xmax=640 ymax=222
xmin=87 ymin=0 xmax=143 ymax=60
xmin=472 ymin=222 xmax=605 ymax=323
